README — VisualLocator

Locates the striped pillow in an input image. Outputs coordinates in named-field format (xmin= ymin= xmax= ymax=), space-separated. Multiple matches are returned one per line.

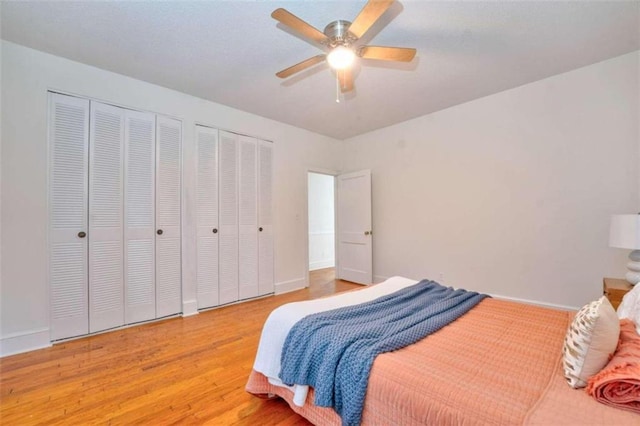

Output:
xmin=562 ymin=296 xmax=619 ymax=388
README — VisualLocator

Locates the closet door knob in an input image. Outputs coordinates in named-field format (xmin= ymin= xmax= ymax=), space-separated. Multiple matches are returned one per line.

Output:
xmin=259 ymin=227 xmax=263 ymax=232
xmin=77 ymin=231 xmax=86 ymax=238
xmin=212 ymin=228 xmax=218 ymax=234
xmin=157 ymin=229 xmax=163 ymax=235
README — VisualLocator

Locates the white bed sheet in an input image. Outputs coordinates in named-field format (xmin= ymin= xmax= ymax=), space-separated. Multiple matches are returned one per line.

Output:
xmin=251 ymin=276 xmax=419 ymax=406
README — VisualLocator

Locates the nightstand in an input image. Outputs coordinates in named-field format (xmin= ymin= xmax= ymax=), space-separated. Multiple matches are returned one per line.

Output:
xmin=603 ymin=277 xmax=633 ymax=310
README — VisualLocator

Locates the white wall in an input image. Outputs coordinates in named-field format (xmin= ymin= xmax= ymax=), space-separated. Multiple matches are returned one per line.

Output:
xmin=0 ymin=41 xmax=342 ymax=355
xmin=343 ymin=51 xmax=640 ymax=308
xmin=308 ymin=172 xmax=335 ymax=270
xmin=2 ymin=40 xmax=638 ymax=356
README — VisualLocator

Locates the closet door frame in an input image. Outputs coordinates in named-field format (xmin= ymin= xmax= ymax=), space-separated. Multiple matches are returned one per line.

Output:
xmin=48 ymin=90 xmax=185 ymax=341
xmin=195 ymin=127 xmax=275 ymax=308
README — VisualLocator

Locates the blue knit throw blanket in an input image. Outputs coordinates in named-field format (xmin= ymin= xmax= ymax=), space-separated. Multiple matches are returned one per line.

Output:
xmin=279 ymin=280 xmax=488 ymax=426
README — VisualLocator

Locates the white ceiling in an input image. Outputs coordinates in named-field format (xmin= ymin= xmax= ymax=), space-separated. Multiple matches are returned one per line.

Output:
xmin=2 ymin=1 xmax=638 ymax=140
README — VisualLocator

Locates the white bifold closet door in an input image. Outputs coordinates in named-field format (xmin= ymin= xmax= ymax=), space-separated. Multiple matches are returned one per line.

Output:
xmin=124 ymin=110 xmax=156 ymax=324
xmin=196 ymin=125 xmax=219 ymax=309
xmin=49 ymin=94 xmax=182 ymax=340
xmin=88 ymin=102 xmax=125 ymax=333
xmin=194 ymin=127 xmax=273 ymax=308
xmin=239 ymin=135 xmax=259 ymax=300
xmin=49 ymin=93 xmax=90 ymax=340
xmin=219 ymin=130 xmax=239 ymax=304
xmin=258 ymin=140 xmax=274 ymax=296
xmin=155 ymin=117 xmax=182 ymax=317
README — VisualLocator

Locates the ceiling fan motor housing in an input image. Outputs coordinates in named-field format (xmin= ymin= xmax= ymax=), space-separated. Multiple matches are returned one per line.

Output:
xmin=323 ymin=20 xmax=357 ymax=48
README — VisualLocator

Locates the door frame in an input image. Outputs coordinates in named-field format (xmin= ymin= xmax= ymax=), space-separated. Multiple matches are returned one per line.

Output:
xmin=304 ymin=168 xmax=338 ymax=288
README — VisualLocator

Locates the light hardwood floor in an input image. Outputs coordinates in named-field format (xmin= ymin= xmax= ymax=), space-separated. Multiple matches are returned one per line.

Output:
xmin=0 ymin=268 xmax=359 ymax=425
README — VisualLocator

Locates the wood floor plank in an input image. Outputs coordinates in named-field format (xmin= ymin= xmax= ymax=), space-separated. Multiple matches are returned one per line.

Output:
xmin=0 ymin=268 xmax=361 ymax=425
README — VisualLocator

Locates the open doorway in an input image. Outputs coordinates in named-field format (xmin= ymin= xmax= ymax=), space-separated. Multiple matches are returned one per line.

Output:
xmin=307 ymin=172 xmax=336 ymax=285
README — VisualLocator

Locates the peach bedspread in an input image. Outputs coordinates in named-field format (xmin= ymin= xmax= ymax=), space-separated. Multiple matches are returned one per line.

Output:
xmin=246 ymin=298 xmax=639 ymax=424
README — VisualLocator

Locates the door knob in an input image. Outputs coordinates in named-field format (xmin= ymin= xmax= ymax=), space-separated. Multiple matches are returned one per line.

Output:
xmin=212 ymin=228 xmax=218 ymax=234
xmin=364 ymin=231 xmax=370 ymax=236
xmin=157 ymin=229 xmax=163 ymax=235
xmin=77 ymin=231 xmax=86 ymax=238
xmin=259 ymin=227 xmax=263 ymax=232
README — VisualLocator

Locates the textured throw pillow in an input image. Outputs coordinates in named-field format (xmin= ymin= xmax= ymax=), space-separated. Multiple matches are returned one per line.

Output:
xmin=617 ymin=284 xmax=640 ymax=335
xmin=563 ymin=296 xmax=620 ymax=388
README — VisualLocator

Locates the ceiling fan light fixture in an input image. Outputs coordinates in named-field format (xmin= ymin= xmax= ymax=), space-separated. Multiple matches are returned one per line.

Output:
xmin=327 ymin=46 xmax=356 ymax=70
xmin=272 ymin=0 xmax=414 ymax=93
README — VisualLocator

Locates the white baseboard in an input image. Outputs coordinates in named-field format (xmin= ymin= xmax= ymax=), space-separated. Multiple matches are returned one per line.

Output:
xmin=275 ymin=277 xmax=306 ymax=295
xmin=490 ymin=293 xmax=579 ymax=311
xmin=1 ymin=328 xmax=51 ymax=357
xmin=309 ymin=260 xmax=335 ymax=271
xmin=182 ymin=299 xmax=199 ymax=317
xmin=373 ymin=274 xmax=390 ymax=284
xmin=372 ymin=276 xmax=577 ymax=310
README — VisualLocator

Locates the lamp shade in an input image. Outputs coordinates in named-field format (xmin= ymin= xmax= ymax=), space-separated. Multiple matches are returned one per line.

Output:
xmin=609 ymin=214 xmax=640 ymax=249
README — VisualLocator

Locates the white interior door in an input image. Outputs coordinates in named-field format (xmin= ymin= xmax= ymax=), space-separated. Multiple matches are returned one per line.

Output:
xmin=49 ymin=93 xmax=90 ymax=340
xmin=238 ymin=135 xmax=259 ymax=300
xmin=88 ymin=101 xmax=125 ymax=333
xmin=336 ymin=169 xmax=372 ymax=284
xmin=155 ymin=116 xmax=182 ymax=317
xmin=258 ymin=140 xmax=274 ymax=296
xmin=124 ymin=110 xmax=156 ymax=324
xmin=196 ymin=125 xmax=220 ymax=309
xmin=219 ymin=130 xmax=239 ymax=304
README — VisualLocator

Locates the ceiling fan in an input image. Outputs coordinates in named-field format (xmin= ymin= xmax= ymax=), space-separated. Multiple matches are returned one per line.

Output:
xmin=272 ymin=0 xmax=416 ymax=93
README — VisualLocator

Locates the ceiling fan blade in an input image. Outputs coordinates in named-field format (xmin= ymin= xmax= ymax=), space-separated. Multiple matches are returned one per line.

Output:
xmin=359 ymin=46 xmax=416 ymax=62
xmin=338 ymin=68 xmax=354 ymax=93
xmin=276 ymin=54 xmax=326 ymax=79
xmin=271 ymin=8 xmax=328 ymax=44
xmin=348 ymin=0 xmax=395 ymax=39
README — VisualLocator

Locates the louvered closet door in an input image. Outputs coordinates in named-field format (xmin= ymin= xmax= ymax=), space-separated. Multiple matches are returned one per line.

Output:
xmin=258 ymin=140 xmax=274 ymax=296
xmin=239 ymin=135 xmax=258 ymax=300
xmin=88 ymin=101 xmax=125 ymax=333
xmin=49 ymin=93 xmax=90 ymax=340
xmin=219 ymin=131 xmax=239 ymax=304
xmin=196 ymin=125 xmax=219 ymax=309
xmin=124 ymin=110 xmax=156 ymax=323
xmin=156 ymin=116 xmax=182 ymax=317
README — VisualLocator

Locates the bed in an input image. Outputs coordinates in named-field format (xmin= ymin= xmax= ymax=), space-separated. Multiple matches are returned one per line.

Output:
xmin=246 ymin=277 xmax=638 ymax=425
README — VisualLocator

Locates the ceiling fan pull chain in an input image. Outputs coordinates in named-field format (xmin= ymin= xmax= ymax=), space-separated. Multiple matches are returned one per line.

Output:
xmin=336 ymin=72 xmax=341 ymax=103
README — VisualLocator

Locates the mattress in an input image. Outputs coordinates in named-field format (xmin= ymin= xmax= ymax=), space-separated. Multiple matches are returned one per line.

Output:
xmin=247 ymin=288 xmax=639 ymax=425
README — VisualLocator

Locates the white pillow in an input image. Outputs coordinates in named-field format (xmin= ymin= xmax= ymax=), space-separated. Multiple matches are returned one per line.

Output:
xmin=617 ymin=283 xmax=640 ymax=334
xmin=562 ymin=296 xmax=620 ymax=388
